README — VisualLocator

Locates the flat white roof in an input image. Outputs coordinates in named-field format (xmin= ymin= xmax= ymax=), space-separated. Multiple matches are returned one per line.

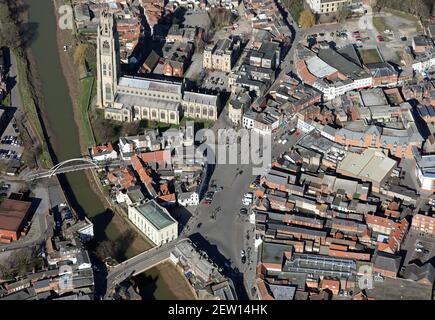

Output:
xmin=305 ymin=56 xmax=337 ymax=78
xmin=337 ymin=149 xmax=396 ymax=185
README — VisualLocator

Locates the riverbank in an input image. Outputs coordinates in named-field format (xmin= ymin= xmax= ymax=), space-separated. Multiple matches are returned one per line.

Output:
xmin=3 ymin=0 xmax=197 ymax=299
xmin=52 ymin=0 xmax=153 ymax=257
xmin=0 ymin=0 xmax=53 ymax=169
xmin=135 ymin=261 xmax=197 ymax=300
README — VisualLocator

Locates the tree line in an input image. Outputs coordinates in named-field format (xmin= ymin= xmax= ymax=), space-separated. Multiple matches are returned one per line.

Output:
xmin=0 ymin=0 xmax=37 ymax=56
xmin=374 ymin=0 xmax=434 ymax=19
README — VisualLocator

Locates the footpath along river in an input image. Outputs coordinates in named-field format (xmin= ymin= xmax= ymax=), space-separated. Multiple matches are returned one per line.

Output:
xmin=24 ymin=0 xmax=178 ymax=299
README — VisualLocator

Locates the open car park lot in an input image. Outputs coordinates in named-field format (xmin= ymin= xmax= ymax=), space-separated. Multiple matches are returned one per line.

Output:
xmin=302 ymin=8 xmax=423 ymax=66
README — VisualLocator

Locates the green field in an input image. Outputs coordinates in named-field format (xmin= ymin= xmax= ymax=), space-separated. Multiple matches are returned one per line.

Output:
xmin=78 ymin=76 xmax=96 ymax=147
xmin=359 ymin=48 xmax=384 ymax=65
xmin=373 ymin=16 xmax=394 ymax=35
xmin=15 ymin=54 xmax=53 ymax=168
xmin=383 ymin=8 xmax=423 ymax=32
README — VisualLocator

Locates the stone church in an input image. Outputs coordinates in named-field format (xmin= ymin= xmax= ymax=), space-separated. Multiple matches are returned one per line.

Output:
xmin=96 ymin=12 xmax=221 ymax=125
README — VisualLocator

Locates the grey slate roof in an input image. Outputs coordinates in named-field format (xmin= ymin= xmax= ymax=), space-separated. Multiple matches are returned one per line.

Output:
xmin=402 ymin=262 xmax=435 ymax=284
xmin=372 ymin=251 xmax=402 ymax=275
xmin=268 ymin=222 xmax=327 ymax=237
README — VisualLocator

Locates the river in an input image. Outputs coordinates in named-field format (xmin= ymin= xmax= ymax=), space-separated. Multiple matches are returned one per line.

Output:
xmin=24 ymin=0 xmax=174 ymax=299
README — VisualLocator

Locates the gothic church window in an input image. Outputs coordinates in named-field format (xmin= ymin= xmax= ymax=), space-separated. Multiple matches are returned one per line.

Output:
xmin=105 ymin=84 xmax=112 ymax=101
xmin=102 ymin=40 xmax=110 ymax=55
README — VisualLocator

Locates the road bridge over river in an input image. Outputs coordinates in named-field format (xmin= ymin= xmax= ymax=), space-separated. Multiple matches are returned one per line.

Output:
xmin=104 ymin=238 xmax=190 ymax=299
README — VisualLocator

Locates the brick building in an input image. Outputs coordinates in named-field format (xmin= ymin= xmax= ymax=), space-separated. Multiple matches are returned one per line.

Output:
xmin=0 ymin=199 xmax=32 ymax=243
xmin=411 ymin=213 xmax=435 ymax=236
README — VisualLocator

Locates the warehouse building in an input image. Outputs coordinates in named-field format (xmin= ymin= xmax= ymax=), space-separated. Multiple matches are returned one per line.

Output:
xmin=0 ymin=199 xmax=32 ymax=243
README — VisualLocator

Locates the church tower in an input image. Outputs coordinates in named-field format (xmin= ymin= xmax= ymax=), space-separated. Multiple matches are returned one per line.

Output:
xmin=96 ymin=12 xmax=120 ymax=109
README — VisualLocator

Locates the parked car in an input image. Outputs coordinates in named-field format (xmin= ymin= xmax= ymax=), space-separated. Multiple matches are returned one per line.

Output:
xmin=416 ymin=242 xmax=424 ymax=249
xmin=203 ymin=200 xmax=212 ymax=206
xmin=242 ymin=198 xmax=252 ymax=206
xmin=240 ymin=208 xmax=248 ymax=215
xmin=249 ymin=182 xmax=258 ymax=189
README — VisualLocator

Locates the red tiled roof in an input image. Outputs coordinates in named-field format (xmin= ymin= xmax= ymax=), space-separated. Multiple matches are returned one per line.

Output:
xmin=107 ymin=167 xmax=136 ymax=189
xmin=138 ymin=150 xmax=171 ymax=166
xmin=92 ymin=143 xmax=114 ymax=155
xmin=131 ymin=155 xmax=153 ymax=185
xmin=296 ymin=60 xmax=317 ymax=85
xmin=366 ymin=214 xmax=396 ymax=231
xmin=0 ymin=199 xmax=32 ymax=232
xmin=158 ymin=193 xmax=176 ymax=203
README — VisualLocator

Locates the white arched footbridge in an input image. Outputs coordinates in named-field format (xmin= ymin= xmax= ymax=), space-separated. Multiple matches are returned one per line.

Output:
xmin=27 ymin=157 xmax=125 ymax=181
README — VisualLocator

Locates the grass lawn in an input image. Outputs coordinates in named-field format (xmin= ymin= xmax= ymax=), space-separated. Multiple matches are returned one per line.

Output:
xmin=359 ymin=48 xmax=384 ymax=64
xmin=15 ymin=54 xmax=53 ymax=168
xmin=383 ymin=8 xmax=422 ymax=32
xmin=1 ymin=92 xmax=11 ymax=106
xmin=372 ymin=16 xmax=394 ymax=34
xmin=78 ymin=76 xmax=96 ymax=147
xmin=179 ymin=117 xmax=214 ymax=130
